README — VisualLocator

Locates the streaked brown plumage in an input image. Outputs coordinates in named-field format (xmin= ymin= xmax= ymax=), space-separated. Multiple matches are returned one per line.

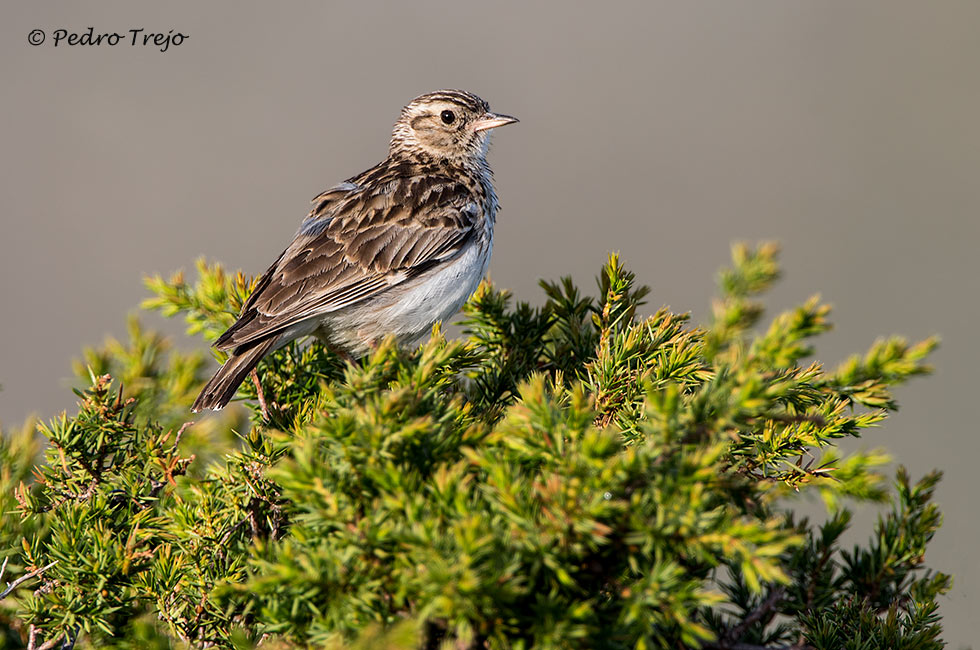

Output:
xmin=192 ymin=90 xmax=517 ymax=412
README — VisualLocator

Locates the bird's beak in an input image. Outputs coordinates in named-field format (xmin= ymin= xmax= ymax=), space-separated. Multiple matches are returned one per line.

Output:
xmin=472 ymin=112 xmax=519 ymax=132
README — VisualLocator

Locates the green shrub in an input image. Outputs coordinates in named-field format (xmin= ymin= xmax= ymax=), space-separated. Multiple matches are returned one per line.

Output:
xmin=0 ymin=244 xmax=950 ymax=649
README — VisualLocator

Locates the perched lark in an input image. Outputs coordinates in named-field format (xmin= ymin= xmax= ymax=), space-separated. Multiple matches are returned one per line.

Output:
xmin=192 ymin=90 xmax=518 ymax=413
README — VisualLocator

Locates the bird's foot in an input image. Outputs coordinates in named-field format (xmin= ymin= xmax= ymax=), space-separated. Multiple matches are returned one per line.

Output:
xmin=325 ymin=342 xmax=357 ymax=365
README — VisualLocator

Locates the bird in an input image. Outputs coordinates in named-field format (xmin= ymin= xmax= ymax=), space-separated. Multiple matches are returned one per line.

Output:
xmin=191 ymin=89 xmax=518 ymax=413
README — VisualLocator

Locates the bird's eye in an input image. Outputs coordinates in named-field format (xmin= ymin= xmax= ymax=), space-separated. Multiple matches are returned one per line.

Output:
xmin=440 ymin=109 xmax=456 ymax=124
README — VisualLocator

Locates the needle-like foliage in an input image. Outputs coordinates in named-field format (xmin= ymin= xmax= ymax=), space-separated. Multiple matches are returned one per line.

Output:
xmin=0 ymin=244 xmax=950 ymax=649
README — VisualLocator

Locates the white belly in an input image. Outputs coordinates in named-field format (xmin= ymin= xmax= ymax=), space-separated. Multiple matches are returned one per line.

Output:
xmin=319 ymin=237 xmax=492 ymax=355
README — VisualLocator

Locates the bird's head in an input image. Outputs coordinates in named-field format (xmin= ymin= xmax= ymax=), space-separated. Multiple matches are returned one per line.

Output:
xmin=389 ymin=89 xmax=518 ymax=165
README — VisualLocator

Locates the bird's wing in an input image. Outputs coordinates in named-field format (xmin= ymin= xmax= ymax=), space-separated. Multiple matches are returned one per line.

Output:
xmin=214 ymin=174 xmax=480 ymax=351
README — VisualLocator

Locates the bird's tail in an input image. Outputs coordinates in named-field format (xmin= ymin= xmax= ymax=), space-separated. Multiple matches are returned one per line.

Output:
xmin=191 ymin=338 xmax=277 ymax=412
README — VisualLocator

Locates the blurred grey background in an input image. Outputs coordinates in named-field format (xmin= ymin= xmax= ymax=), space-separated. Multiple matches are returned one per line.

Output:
xmin=1 ymin=1 xmax=977 ymax=645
